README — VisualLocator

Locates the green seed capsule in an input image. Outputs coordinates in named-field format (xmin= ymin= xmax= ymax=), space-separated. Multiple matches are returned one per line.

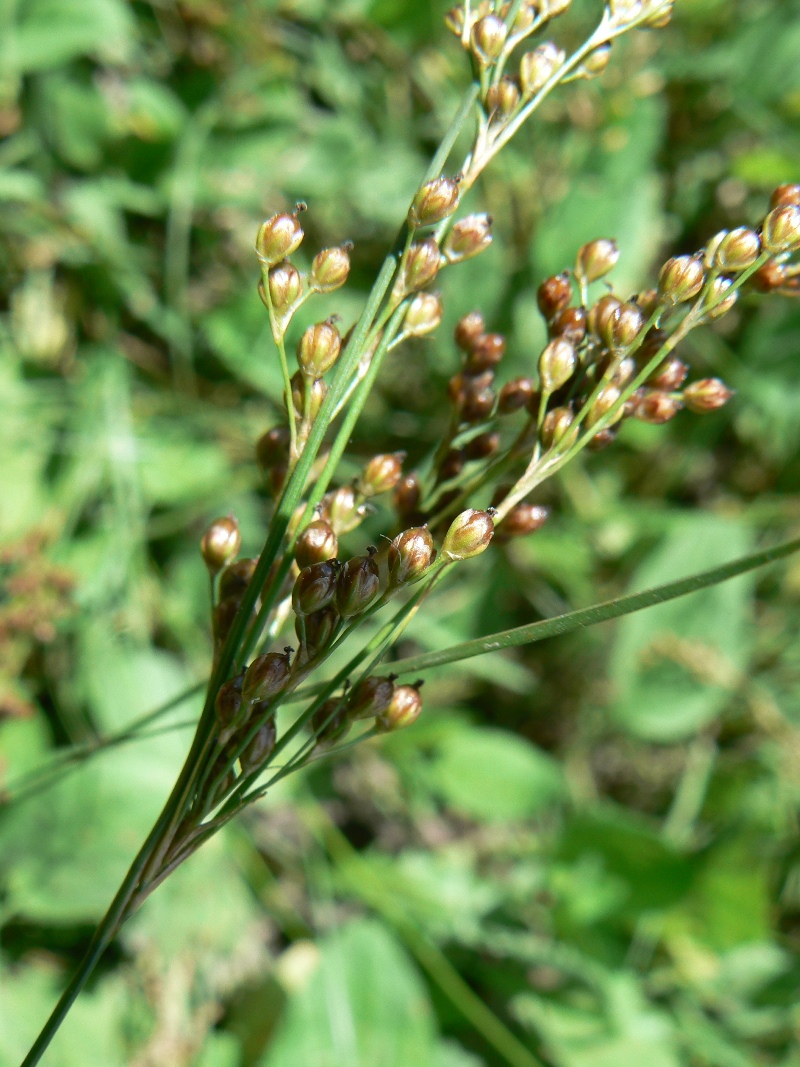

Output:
xmin=538 ymin=337 xmax=576 ymax=393
xmin=309 ymin=245 xmax=351 ymax=293
xmin=658 ymin=255 xmax=705 ymax=305
xmin=442 ymin=509 xmax=495 ymax=561
xmin=297 ymin=321 xmax=342 ymax=377
xmin=359 ymin=453 xmax=405 ymax=497
xmin=256 ymin=212 xmax=304 ymax=266
xmin=408 ymin=177 xmax=461 ymax=228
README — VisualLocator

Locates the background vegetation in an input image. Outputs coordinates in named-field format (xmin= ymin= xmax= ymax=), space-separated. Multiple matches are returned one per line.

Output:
xmin=1 ymin=0 xmax=800 ymax=1064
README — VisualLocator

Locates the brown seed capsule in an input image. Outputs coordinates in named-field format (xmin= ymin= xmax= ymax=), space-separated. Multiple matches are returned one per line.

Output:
xmin=486 ymin=77 xmax=520 ymax=120
xmin=442 ymin=509 xmax=495 ymax=560
xmin=214 ymin=596 xmax=241 ymax=647
xmin=295 ymin=519 xmax=338 ymax=569
xmin=586 ymin=383 xmax=622 ymax=428
xmin=289 ymin=371 xmax=327 ymax=420
xmin=256 ymin=212 xmax=304 ymax=266
xmin=239 ymin=719 xmax=277 ymax=774
xmin=580 ymin=41 xmax=612 ymax=77
xmin=607 ymin=301 xmax=645 ymax=349
xmin=327 ymin=484 xmax=364 ymax=534
xmin=471 ymin=14 xmax=508 ymax=64
xmin=537 ymin=272 xmax=572 ymax=319
xmin=541 ymin=405 xmax=577 ymax=450
xmin=550 ymin=306 xmax=587 ymax=346
xmin=256 ymin=426 xmax=290 ymax=472
xmin=519 ymin=42 xmax=565 ymax=97
xmin=539 ymin=337 xmax=577 ymax=393
xmin=408 ymin=177 xmax=461 ymax=229
xmin=292 ymin=560 xmax=339 ymax=617
xmin=443 ymin=213 xmax=493 ymax=264
xmin=658 ymin=255 xmax=705 ymax=305
xmin=215 ymin=673 xmax=246 ymax=730
xmin=360 ymin=452 xmax=405 ymax=497
xmin=634 ymin=391 xmax=683 ymax=424
xmin=587 ymin=427 xmax=616 ymax=451
xmin=762 ymin=204 xmax=800 ymax=253
xmin=311 ymin=698 xmax=350 ymax=746
xmin=336 ymin=551 xmax=381 ymax=618
xmin=770 ymin=184 xmax=800 ymax=210
xmin=403 ymin=239 xmax=442 ymax=291
xmin=683 ymin=378 xmax=734 ymax=413
xmin=403 ymin=292 xmax=443 ymax=337
xmin=201 ymin=516 xmax=241 ymax=575
xmin=638 ymin=326 xmax=668 ymax=362
xmin=242 ymin=650 xmax=291 ymax=704
xmin=388 ymin=527 xmax=436 ymax=587
xmin=712 ymin=227 xmax=761 ymax=272
xmin=296 ymin=605 xmax=338 ymax=658
xmin=751 ymin=259 xmax=788 ymax=292
xmin=297 ymin=320 xmax=342 ymax=377
xmin=219 ymin=558 xmax=257 ymax=602
xmin=461 ymin=383 xmax=496 ymax=422
xmin=498 ymin=503 xmax=549 ymax=540
xmin=704 ymin=276 xmax=738 ymax=318
xmin=647 ymin=356 xmax=688 ymax=391
xmin=309 ymin=245 xmax=351 ymax=293
xmin=347 ymin=675 xmax=396 ymax=721
xmin=376 ymin=683 xmax=423 ymax=732
xmin=588 ymin=293 xmax=622 ymax=339
xmin=465 ymin=431 xmax=500 ymax=460
xmin=455 ymin=311 xmax=486 ymax=352
xmin=611 ymin=357 xmax=637 ymax=388
xmin=465 ymin=332 xmax=506 ymax=372
xmin=394 ymin=473 xmax=422 ymax=517
xmin=635 ymin=288 xmax=660 ymax=317
xmin=267 ymin=260 xmax=303 ymax=313
xmin=499 ymin=377 xmax=536 ymax=414
xmin=438 ymin=448 xmax=465 ymax=482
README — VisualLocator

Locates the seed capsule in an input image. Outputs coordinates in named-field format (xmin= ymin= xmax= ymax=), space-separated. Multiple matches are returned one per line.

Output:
xmin=658 ymin=255 xmax=705 ymax=305
xmin=586 ymin=383 xmax=622 ymax=428
xmin=376 ymin=683 xmax=423 ymax=732
xmin=443 ymin=213 xmax=493 ymax=263
xmin=267 ymin=260 xmax=303 ymax=313
xmin=256 ymin=426 xmax=290 ymax=472
xmin=438 ymin=448 xmax=465 ymax=482
xmin=751 ymin=260 xmax=788 ymax=292
xmin=498 ymin=504 xmax=549 ymax=540
xmin=713 ymin=227 xmax=761 ymax=272
xmin=297 ymin=320 xmax=342 ymax=377
xmin=465 ymin=332 xmax=506 ymax=372
xmin=394 ymin=473 xmax=422 ymax=517
xmin=770 ymin=184 xmax=800 ymax=209
xmin=539 ymin=337 xmax=576 ymax=393
xmin=588 ymin=293 xmax=621 ymax=339
xmin=549 ymin=306 xmax=587 ymax=345
xmin=239 ymin=719 xmax=277 ymax=774
xmin=311 ymin=699 xmax=350 ymax=745
xmin=336 ymin=551 xmax=381 ymax=618
xmin=347 ymin=675 xmax=396 ymax=720
xmin=214 ymin=596 xmax=241 ymax=647
xmin=442 ymin=509 xmax=495 ymax=560
xmin=519 ymin=42 xmax=565 ymax=97
xmin=326 ymin=485 xmax=363 ymax=534
xmin=408 ymin=177 xmax=461 ymax=229
xmin=388 ymin=527 xmax=436 ymax=587
xmin=403 ymin=292 xmax=443 ymax=337
xmin=704 ymin=276 xmax=737 ymax=318
xmin=256 ymin=212 xmax=304 ymax=266
xmin=309 ymin=245 xmax=351 ymax=293
xmin=289 ymin=371 xmax=327 ymax=420
xmin=215 ymin=674 xmax=246 ymax=730
xmin=219 ymin=558 xmax=257 ymax=602
xmin=455 ymin=311 xmax=486 ymax=352
xmin=537 ymin=272 xmax=572 ymax=319
xmin=461 ymin=383 xmax=496 ymax=422
xmin=762 ymin=204 xmax=800 ymax=253
xmin=242 ymin=650 xmax=291 ymax=704
xmin=296 ymin=606 xmax=338 ymax=658
xmin=647 ymin=356 xmax=688 ymax=391
xmin=201 ymin=516 xmax=241 ymax=575
xmin=360 ymin=452 xmax=405 ymax=497
xmin=486 ymin=77 xmax=520 ymax=120
xmin=607 ymin=302 xmax=644 ymax=349
xmin=295 ymin=519 xmax=338 ymax=569
xmin=635 ymin=289 xmax=660 ymax=317
xmin=580 ymin=41 xmax=612 ymax=77
xmin=292 ymin=560 xmax=339 ymax=617
xmin=541 ymin=405 xmax=577 ymax=450
xmin=634 ymin=391 xmax=683 ymax=424
xmin=471 ymin=14 xmax=508 ymax=64
xmin=683 ymin=378 xmax=734 ymax=413
xmin=403 ymin=239 xmax=441 ymax=291
xmin=465 ymin=431 xmax=500 ymax=460
xmin=499 ymin=377 xmax=536 ymax=414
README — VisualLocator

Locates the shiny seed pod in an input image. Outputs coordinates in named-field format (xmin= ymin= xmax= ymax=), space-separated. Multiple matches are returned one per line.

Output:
xmin=454 ymin=310 xmax=485 ymax=352
xmin=295 ymin=519 xmax=338 ymax=569
xmin=327 ymin=484 xmax=362 ymax=534
xmin=647 ymin=356 xmax=688 ymax=391
xmin=486 ymin=77 xmax=520 ymax=120
xmin=201 ymin=516 xmax=241 ymax=575
xmin=471 ymin=14 xmax=508 ymax=64
xmin=465 ymin=431 xmax=500 ymax=460
xmin=376 ymin=683 xmax=423 ymax=732
xmin=537 ymin=272 xmax=572 ymax=319
xmin=311 ymin=699 xmax=350 ymax=746
xmin=219 ymin=558 xmax=257 ymax=602
xmin=611 ymin=357 xmax=637 ymax=388
xmin=335 ymin=551 xmax=381 ymax=618
xmin=360 ymin=452 xmax=405 ymax=497
xmin=442 ymin=508 xmax=495 ymax=560
xmin=714 ymin=227 xmax=761 ymax=272
xmin=588 ymin=293 xmax=622 ymax=339
xmin=347 ymin=675 xmax=396 ymax=721
xmin=540 ymin=405 xmax=577 ymax=450
xmin=580 ymin=41 xmax=612 ymax=77
xmin=239 ymin=720 xmax=277 ymax=774
xmin=242 ymin=650 xmax=291 ymax=704
xmin=751 ymin=259 xmax=788 ymax=292
xmin=394 ymin=473 xmax=422 ymax=517
xmin=762 ymin=204 xmax=800 ymax=253
xmin=637 ymin=326 xmax=668 ymax=362
xmin=519 ymin=42 xmax=565 ymax=97
xmin=461 ymin=384 xmax=496 ymax=422
xmin=292 ymin=560 xmax=339 ymax=617
xmin=256 ymin=426 xmax=290 ymax=472
xmin=587 ymin=427 xmax=617 ymax=451
xmin=408 ymin=177 xmax=461 ymax=229
xmin=770 ymin=184 xmax=800 ymax=210
xmin=215 ymin=674 xmax=246 ymax=730
xmin=497 ymin=503 xmax=549 ymax=540
xmin=438 ymin=448 xmax=465 ymax=482
xmin=658 ymin=255 xmax=705 ymax=305
xmin=297 ymin=320 xmax=342 ymax=377
xmin=465 ymin=332 xmax=506 ymax=372
xmin=309 ymin=245 xmax=351 ymax=293
xmin=256 ymin=212 xmax=304 ymax=266
xmin=539 ymin=337 xmax=577 ymax=393
xmin=498 ymin=377 xmax=536 ymax=414
xmin=704 ymin=276 xmax=738 ymax=318
xmin=635 ymin=288 xmax=660 ymax=317
xmin=296 ymin=606 xmax=338 ymax=658
xmin=443 ymin=213 xmax=493 ymax=263
xmin=289 ymin=371 xmax=327 ymax=420
xmin=683 ymin=378 xmax=734 ymax=413
xmin=607 ymin=301 xmax=645 ymax=349
xmin=388 ymin=527 xmax=436 ymax=587
xmin=403 ymin=292 xmax=443 ymax=337
xmin=403 ymin=239 xmax=441 ymax=291
xmin=267 ymin=260 xmax=303 ymax=313
xmin=586 ymin=383 xmax=623 ymax=428
xmin=634 ymin=391 xmax=683 ymax=424
xmin=549 ymin=306 xmax=587 ymax=345
xmin=641 ymin=0 xmax=673 ymax=26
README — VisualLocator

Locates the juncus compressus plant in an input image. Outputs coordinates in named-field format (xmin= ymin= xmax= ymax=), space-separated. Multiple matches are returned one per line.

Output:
xmin=21 ymin=2 xmax=800 ymax=1061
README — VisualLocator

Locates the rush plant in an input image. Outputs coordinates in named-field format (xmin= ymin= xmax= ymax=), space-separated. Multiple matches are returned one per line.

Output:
xmin=18 ymin=1 xmax=800 ymax=1062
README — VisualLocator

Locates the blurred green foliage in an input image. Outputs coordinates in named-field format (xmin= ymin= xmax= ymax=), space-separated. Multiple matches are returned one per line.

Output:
xmin=1 ymin=1 xmax=800 ymax=1065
